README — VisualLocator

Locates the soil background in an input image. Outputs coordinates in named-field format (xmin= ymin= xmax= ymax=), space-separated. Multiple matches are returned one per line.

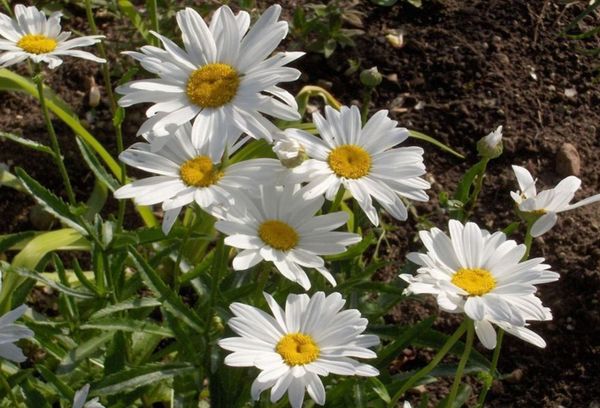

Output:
xmin=0 ymin=0 xmax=599 ymax=407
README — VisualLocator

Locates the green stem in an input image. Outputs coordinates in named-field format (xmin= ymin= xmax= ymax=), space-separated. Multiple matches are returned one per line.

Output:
xmin=523 ymin=219 xmax=534 ymax=261
xmin=34 ymin=72 xmax=77 ymax=205
xmin=1 ymin=0 xmax=12 ymax=16
xmin=330 ymin=185 xmax=345 ymax=213
xmin=476 ymin=329 xmax=504 ymax=407
xmin=464 ymin=158 xmax=489 ymax=220
xmin=148 ymin=0 xmax=160 ymax=46
xmin=0 ymin=363 xmax=18 ymax=406
xmin=360 ymin=87 xmax=373 ymax=125
xmin=388 ymin=320 xmax=468 ymax=407
xmin=446 ymin=319 xmax=474 ymax=407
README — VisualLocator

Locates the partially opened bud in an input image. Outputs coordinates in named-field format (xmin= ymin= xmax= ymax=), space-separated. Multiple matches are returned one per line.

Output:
xmin=477 ymin=125 xmax=503 ymax=159
xmin=360 ymin=66 xmax=382 ymax=88
xmin=273 ymin=137 xmax=306 ymax=168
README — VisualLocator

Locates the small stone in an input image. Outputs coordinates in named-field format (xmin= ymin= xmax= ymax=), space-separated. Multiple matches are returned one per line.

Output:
xmin=555 ymin=143 xmax=581 ymax=176
xmin=491 ymin=379 xmax=505 ymax=394
xmin=564 ymin=87 xmax=577 ymax=98
xmin=495 ymin=53 xmax=510 ymax=65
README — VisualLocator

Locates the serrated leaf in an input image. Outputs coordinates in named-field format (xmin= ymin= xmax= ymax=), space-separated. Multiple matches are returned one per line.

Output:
xmin=90 ymin=297 xmax=162 ymax=320
xmin=91 ymin=363 xmax=196 ymax=396
xmin=76 ymin=138 xmax=120 ymax=192
xmin=81 ymin=318 xmax=173 ymax=337
xmin=128 ymin=246 xmax=205 ymax=334
xmin=58 ymin=332 xmax=113 ymax=373
xmin=0 ymin=166 xmax=26 ymax=192
xmin=4 ymin=263 xmax=95 ymax=299
xmin=0 ymin=131 xmax=54 ymax=156
xmin=409 ymin=130 xmax=465 ymax=159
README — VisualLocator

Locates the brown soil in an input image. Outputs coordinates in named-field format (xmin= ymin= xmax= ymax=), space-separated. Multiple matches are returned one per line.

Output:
xmin=1 ymin=0 xmax=599 ymax=407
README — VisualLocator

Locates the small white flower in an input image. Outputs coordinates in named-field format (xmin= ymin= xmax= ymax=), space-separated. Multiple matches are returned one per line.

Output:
xmin=116 ymin=5 xmax=302 ymax=159
xmin=511 ymin=165 xmax=600 ymax=237
xmin=482 ymin=125 xmax=502 ymax=149
xmin=114 ymin=123 xmax=282 ymax=234
xmin=285 ymin=105 xmax=430 ymax=226
xmin=400 ymin=220 xmax=558 ymax=349
xmin=214 ymin=184 xmax=361 ymax=289
xmin=273 ymin=136 xmax=304 ymax=168
xmin=0 ymin=4 xmax=105 ymax=69
xmin=219 ymin=291 xmax=379 ymax=408
xmin=73 ymin=384 xmax=105 ymax=408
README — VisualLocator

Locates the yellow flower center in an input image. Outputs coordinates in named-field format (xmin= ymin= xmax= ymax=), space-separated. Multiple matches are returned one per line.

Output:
xmin=186 ymin=63 xmax=239 ymax=108
xmin=276 ymin=333 xmax=320 ymax=366
xmin=451 ymin=268 xmax=496 ymax=296
xmin=179 ymin=156 xmax=223 ymax=187
xmin=328 ymin=144 xmax=371 ymax=179
xmin=258 ymin=220 xmax=298 ymax=251
xmin=17 ymin=34 xmax=57 ymax=54
xmin=530 ymin=209 xmax=546 ymax=216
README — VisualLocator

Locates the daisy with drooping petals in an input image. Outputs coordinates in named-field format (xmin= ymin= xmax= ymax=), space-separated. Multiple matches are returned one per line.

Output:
xmin=219 ymin=291 xmax=379 ymax=408
xmin=213 ymin=185 xmax=361 ymax=289
xmin=0 ymin=4 xmax=105 ymax=69
xmin=400 ymin=220 xmax=559 ymax=349
xmin=285 ymin=105 xmax=430 ymax=226
xmin=114 ymin=123 xmax=282 ymax=234
xmin=116 ymin=5 xmax=302 ymax=159
xmin=511 ymin=165 xmax=600 ymax=237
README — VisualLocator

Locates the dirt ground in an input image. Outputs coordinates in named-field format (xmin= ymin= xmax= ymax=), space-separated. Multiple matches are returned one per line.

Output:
xmin=0 ymin=0 xmax=599 ymax=406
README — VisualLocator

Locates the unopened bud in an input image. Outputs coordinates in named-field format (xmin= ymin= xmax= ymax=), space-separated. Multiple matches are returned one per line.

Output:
xmin=385 ymin=32 xmax=404 ymax=49
xmin=88 ymin=76 xmax=101 ymax=108
xmin=360 ymin=66 xmax=382 ymax=88
xmin=477 ymin=125 xmax=503 ymax=159
xmin=273 ymin=137 xmax=306 ymax=168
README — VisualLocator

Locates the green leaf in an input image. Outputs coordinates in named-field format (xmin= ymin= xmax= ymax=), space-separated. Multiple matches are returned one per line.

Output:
xmin=15 ymin=167 xmax=88 ymax=235
xmin=81 ymin=318 xmax=174 ymax=337
xmin=0 ymin=166 xmax=26 ymax=192
xmin=368 ymin=377 xmax=391 ymax=403
xmin=76 ymin=138 xmax=120 ymax=192
xmin=4 ymin=263 xmax=96 ymax=299
xmin=453 ymin=160 xmax=486 ymax=204
xmin=89 ymin=297 xmax=162 ymax=320
xmin=37 ymin=365 xmax=75 ymax=400
xmin=375 ymin=316 xmax=435 ymax=368
xmin=0 ymin=231 xmax=35 ymax=253
xmin=118 ymin=0 xmax=151 ymax=42
xmin=409 ymin=130 xmax=465 ymax=159
xmin=91 ymin=363 xmax=197 ymax=396
xmin=58 ymin=332 xmax=113 ymax=373
xmin=128 ymin=246 xmax=205 ymax=334
xmin=0 ymin=131 xmax=54 ymax=155
xmin=370 ymin=0 xmax=398 ymax=6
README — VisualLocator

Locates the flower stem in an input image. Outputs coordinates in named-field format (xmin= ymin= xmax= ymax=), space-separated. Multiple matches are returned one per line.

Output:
xmin=34 ymin=72 xmax=77 ymax=205
xmin=360 ymin=87 xmax=373 ymax=125
xmin=0 ymin=363 xmax=18 ymax=406
xmin=330 ymin=185 xmax=345 ymax=213
xmin=476 ymin=329 xmax=504 ymax=407
xmin=388 ymin=320 xmax=468 ymax=407
xmin=446 ymin=319 xmax=474 ymax=407
xmin=148 ymin=0 xmax=160 ymax=46
xmin=523 ymin=219 xmax=534 ymax=261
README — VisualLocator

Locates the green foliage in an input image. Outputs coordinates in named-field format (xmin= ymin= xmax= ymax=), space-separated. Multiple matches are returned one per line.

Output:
xmin=291 ymin=1 xmax=364 ymax=57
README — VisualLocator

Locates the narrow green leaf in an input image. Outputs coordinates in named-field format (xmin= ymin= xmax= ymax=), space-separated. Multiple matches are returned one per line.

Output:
xmin=58 ymin=332 xmax=113 ymax=373
xmin=368 ymin=377 xmax=391 ymax=403
xmin=4 ymin=263 xmax=95 ymax=299
xmin=128 ymin=246 xmax=205 ymax=334
xmin=0 ymin=131 xmax=54 ymax=155
xmin=0 ymin=166 xmax=26 ymax=192
xmin=409 ymin=130 xmax=465 ymax=159
xmin=453 ymin=160 xmax=486 ymax=203
xmin=76 ymin=138 xmax=120 ymax=192
xmin=375 ymin=316 xmax=435 ymax=367
xmin=118 ymin=0 xmax=151 ymax=42
xmin=81 ymin=318 xmax=174 ymax=337
xmin=37 ymin=365 xmax=75 ymax=400
xmin=91 ymin=363 xmax=196 ymax=396
xmin=89 ymin=297 xmax=162 ymax=320
xmin=0 ymin=231 xmax=35 ymax=253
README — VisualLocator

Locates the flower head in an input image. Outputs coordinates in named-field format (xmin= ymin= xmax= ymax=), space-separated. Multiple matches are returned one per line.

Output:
xmin=0 ymin=4 xmax=105 ymax=69
xmin=511 ymin=165 xmax=600 ymax=237
xmin=214 ymin=184 xmax=361 ymax=289
xmin=273 ymin=136 xmax=306 ymax=168
xmin=114 ymin=123 xmax=282 ymax=234
xmin=219 ymin=292 xmax=379 ymax=408
xmin=477 ymin=125 xmax=503 ymax=158
xmin=285 ymin=105 xmax=430 ymax=226
xmin=400 ymin=220 xmax=559 ymax=349
xmin=116 ymin=5 xmax=302 ymax=159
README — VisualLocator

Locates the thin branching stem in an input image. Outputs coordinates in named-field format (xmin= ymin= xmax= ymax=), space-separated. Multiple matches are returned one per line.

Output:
xmin=476 ymin=329 xmax=504 ymax=407
xmin=446 ymin=319 xmax=474 ymax=407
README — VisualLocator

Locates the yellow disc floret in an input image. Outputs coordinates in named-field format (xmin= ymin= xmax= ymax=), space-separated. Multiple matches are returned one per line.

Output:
xmin=276 ymin=333 xmax=320 ymax=366
xmin=451 ymin=268 xmax=496 ymax=296
xmin=180 ymin=156 xmax=223 ymax=187
xmin=328 ymin=144 xmax=372 ymax=179
xmin=17 ymin=34 xmax=57 ymax=54
xmin=258 ymin=220 xmax=299 ymax=251
xmin=186 ymin=63 xmax=239 ymax=108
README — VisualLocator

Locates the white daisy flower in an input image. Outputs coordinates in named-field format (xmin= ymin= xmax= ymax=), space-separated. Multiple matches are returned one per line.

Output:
xmin=116 ymin=5 xmax=302 ymax=159
xmin=0 ymin=4 xmax=105 ymax=69
xmin=285 ymin=105 xmax=430 ymax=226
xmin=219 ymin=291 xmax=379 ymax=408
xmin=114 ymin=123 xmax=282 ymax=234
xmin=511 ymin=165 xmax=600 ymax=237
xmin=73 ymin=384 xmax=104 ymax=408
xmin=400 ymin=220 xmax=559 ymax=349
xmin=481 ymin=125 xmax=502 ymax=150
xmin=0 ymin=270 xmax=34 ymax=363
xmin=214 ymin=184 xmax=361 ymax=289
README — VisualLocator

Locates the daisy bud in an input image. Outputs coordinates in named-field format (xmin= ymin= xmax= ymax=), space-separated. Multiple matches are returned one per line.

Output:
xmin=273 ymin=137 xmax=306 ymax=168
xmin=88 ymin=77 xmax=101 ymax=108
xmin=477 ymin=125 xmax=503 ymax=159
xmin=360 ymin=66 xmax=383 ymax=88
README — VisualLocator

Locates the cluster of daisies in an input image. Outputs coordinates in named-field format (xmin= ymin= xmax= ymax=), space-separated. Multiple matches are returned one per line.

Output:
xmin=2 ymin=3 xmax=600 ymax=407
